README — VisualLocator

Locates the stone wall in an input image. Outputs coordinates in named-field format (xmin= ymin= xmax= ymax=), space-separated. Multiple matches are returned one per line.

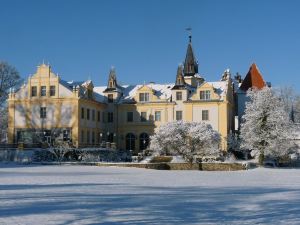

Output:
xmin=95 ymin=162 xmax=248 ymax=171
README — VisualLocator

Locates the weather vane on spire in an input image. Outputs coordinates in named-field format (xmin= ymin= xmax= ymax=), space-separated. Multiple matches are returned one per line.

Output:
xmin=186 ymin=27 xmax=192 ymax=42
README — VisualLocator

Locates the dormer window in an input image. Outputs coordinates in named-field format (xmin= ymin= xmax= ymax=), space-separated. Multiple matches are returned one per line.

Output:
xmin=200 ymin=90 xmax=211 ymax=100
xmin=108 ymin=94 xmax=114 ymax=103
xmin=177 ymin=77 xmax=183 ymax=85
xmin=139 ymin=93 xmax=149 ymax=102
xmin=176 ymin=92 xmax=182 ymax=101
xmin=87 ymin=89 xmax=93 ymax=99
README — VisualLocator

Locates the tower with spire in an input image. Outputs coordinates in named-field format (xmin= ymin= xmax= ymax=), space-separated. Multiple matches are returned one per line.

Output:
xmin=183 ymin=33 xmax=198 ymax=77
xmin=103 ymin=67 xmax=123 ymax=103
xmin=181 ymin=32 xmax=204 ymax=87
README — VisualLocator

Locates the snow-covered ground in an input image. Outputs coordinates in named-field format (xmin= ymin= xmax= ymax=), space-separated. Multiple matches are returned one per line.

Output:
xmin=0 ymin=165 xmax=300 ymax=224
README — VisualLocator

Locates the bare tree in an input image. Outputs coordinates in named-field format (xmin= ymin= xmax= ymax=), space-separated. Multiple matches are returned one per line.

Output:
xmin=0 ymin=62 xmax=22 ymax=107
xmin=276 ymin=86 xmax=300 ymax=123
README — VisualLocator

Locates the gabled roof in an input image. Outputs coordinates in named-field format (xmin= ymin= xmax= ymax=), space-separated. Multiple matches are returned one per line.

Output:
xmin=240 ymin=63 xmax=266 ymax=91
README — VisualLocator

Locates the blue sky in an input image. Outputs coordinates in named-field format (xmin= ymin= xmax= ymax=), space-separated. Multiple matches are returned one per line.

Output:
xmin=1 ymin=0 xmax=300 ymax=91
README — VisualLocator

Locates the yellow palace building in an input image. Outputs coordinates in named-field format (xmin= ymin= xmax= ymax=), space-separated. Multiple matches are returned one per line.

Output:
xmin=8 ymin=37 xmax=234 ymax=153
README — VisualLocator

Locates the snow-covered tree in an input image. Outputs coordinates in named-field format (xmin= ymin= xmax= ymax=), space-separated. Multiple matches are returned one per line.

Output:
xmin=150 ymin=121 xmax=221 ymax=164
xmin=49 ymin=140 xmax=73 ymax=163
xmin=0 ymin=107 xmax=8 ymax=143
xmin=150 ymin=121 xmax=179 ymax=155
xmin=240 ymin=87 xmax=295 ymax=165
xmin=0 ymin=62 xmax=22 ymax=106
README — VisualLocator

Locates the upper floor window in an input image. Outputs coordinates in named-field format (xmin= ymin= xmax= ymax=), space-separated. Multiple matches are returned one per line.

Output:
xmin=108 ymin=94 xmax=114 ymax=103
xmin=200 ymin=90 xmax=211 ymax=100
xmin=41 ymin=86 xmax=46 ymax=96
xmin=176 ymin=111 xmax=182 ymax=121
xmin=202 ymin=110 xmax=209 ymax=121
xmin=81 ymin=108 xmax=85 ymax=119
xmin=31 ymin=86 xmax=37 ymax=97
xmin=92 ymin=110 xmax=95 ymax=121
xmin=102 ymin=111 xmax=105 ymax=122
xmin=40 ymin=107 xmax=47 ymax=119
xmin=108 ymin=112 xmax=114 ymax=123
xmin=176 ymin=92 xmax=182 ymax=101
xmin=141 ymin=112 xmax=147 ymax=122
xmin=97 ymin=111 xmax=101 ymax=122
xmin=127 ymin=112 xmax=133 ymax=122
xmin=139 ymin=93 xmax=149 ymax=102
xmin=87 ymin=109 xmax=90 ymax=120
xmin=50 ymin=86 xmax=55 ymax=96
xmin=155 ymin=111 xmax=161 ymax=121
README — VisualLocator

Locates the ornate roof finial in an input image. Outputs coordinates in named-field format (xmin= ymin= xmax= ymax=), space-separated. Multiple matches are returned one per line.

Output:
xmin=186 ymin=27 xmax=192 ymax=43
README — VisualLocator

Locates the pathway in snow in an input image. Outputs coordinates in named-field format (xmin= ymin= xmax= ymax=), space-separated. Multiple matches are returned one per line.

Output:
xmin=0 ymin=164 xmax=299 ymax=224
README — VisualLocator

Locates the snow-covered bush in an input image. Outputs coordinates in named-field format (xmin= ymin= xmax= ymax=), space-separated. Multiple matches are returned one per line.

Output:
xmin=150 ymin=121 xmax=221 ymax=164
xmin=240 ymin=87 xmax=296 ymax=165
xmin=49 ymin=141 xmax=73 ymax=163
xmin=227 ymin=132 xmax=240 ymax=152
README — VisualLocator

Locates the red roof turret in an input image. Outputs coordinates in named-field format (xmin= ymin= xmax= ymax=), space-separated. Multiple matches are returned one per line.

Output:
xmin=240 ymin=63 xmax=266 ymax=91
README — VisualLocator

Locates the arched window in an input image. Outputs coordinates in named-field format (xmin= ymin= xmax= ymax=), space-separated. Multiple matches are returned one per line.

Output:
xmin=139 ymin=133 xmax=149 ymax=151
xmin=126 ymin=133 xmax=135 ymax=150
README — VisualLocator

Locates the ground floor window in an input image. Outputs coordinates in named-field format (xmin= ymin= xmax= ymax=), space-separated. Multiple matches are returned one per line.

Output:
xmin=107 ymin=132 xmax=114 ymax=143
xmin=126 ymin=133 xmax=135 ymax=151
xmin=139 ymin=133 xmax=149 ymax=150
xmin=15 ymin=128 xmax=71 ymax=145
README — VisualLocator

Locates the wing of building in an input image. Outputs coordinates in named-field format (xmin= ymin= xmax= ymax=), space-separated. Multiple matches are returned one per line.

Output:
xmin=234 ymin=63 xmax=270 ymax=130
xmin=8 ymin=37 xmax=235 ymax=152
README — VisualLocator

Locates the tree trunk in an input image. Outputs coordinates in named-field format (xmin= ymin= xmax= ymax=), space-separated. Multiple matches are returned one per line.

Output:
xmin=258 ymin=152 xmax=265 ymax=166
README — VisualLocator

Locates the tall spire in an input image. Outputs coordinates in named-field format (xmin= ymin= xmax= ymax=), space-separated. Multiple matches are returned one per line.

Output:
xmin=183 ymin=31 xmax=198 ymax=76
xmin=106 ymin=66 xmax=117 ymax=89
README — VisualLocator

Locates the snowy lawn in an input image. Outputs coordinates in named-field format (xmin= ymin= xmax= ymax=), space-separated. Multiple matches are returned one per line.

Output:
xmin=0 ymin=165 xmax=300 ymax=224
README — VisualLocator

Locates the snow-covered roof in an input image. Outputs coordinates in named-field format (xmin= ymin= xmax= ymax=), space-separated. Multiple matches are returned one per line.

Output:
xmin=81 ymin=80 xmax=93 ymax=87
xmin=94 ymin=83 xmax=174 ymax=103
xmin=60 ymin=80 xmax=85 ymax=90
xmin=207 ymin=81 xmax=228 ymax=97
xmin=93 ymin=81 xmax=229 ymax=103
xmin=93 ymin=86 xmax=108 ymax=102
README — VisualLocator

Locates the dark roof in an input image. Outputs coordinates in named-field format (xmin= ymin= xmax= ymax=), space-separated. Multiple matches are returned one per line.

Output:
xmin=240 ymin=63 xmax=266 ymax=91
xmin=183 ymin=41 xmax=198 ymax=76
xmin=171 ymin=85 xmax=187 ymax=90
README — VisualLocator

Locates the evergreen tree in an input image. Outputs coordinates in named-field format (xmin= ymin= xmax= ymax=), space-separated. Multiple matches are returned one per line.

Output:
xmin=240 ymin=87 xmax=295 ymax=165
